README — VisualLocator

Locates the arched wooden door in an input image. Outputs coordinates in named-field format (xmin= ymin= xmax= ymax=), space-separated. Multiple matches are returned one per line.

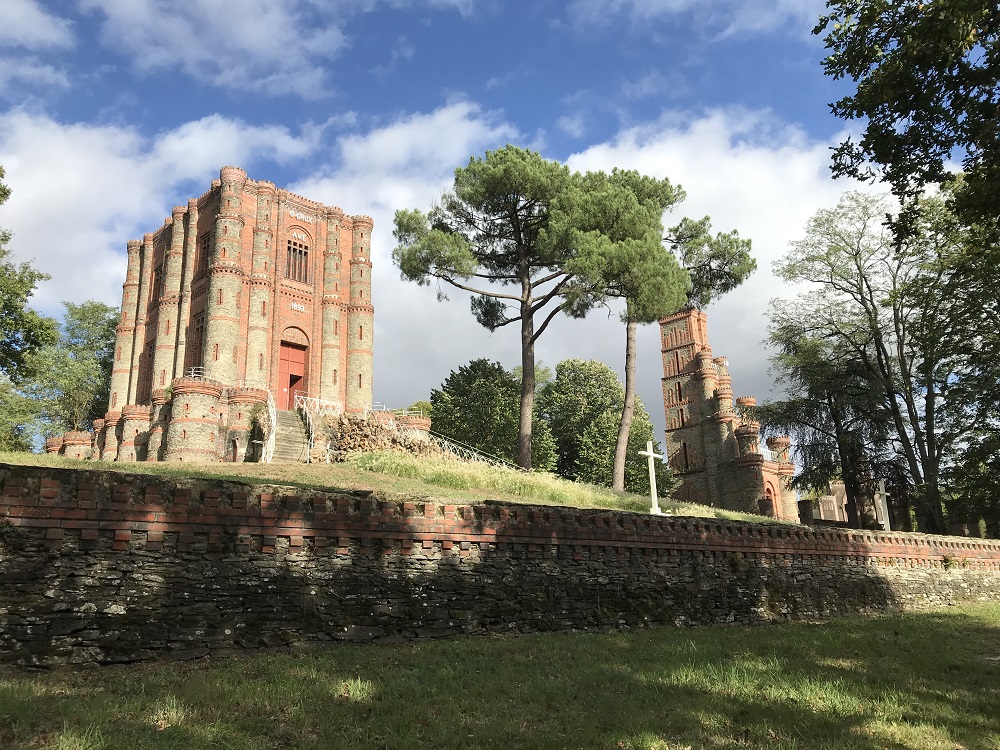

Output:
xmin=278 ymin=340 xmax=308 ymax=410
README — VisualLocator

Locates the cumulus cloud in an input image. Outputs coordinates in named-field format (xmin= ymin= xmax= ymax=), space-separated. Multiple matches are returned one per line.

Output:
xmin=568 ymin=0 xmax=824 ymax=36
xmin=0 ymin=98 xmax=862 ymax=439
xmin=80 ymin=0 xmax=471 ymax=98
xmin=0 ymin=111 xmax=320 ymax=313
xmin=557 ymin=113 xmax=587 ymax=139
xmin=0 ymin=0 xmax=74 ymax=50
xmin=289 ymin=100 xmax=523 ymax=409
xmin=0 ymin=59 xmax=71 ymax=95
xmin=294 ymin=101 xmax=860 ymax=432
xmin=562 ymin=106 xmax=863 ymax=432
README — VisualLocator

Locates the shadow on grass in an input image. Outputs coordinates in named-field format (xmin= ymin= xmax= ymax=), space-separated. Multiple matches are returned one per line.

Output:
xmin=1 ymin=608 xmax=999 ymax=749
xmin=1 ymin=462 xmax=999 ymax=749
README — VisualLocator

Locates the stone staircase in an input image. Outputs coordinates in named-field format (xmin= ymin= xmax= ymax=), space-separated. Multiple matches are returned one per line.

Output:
xmin=270 ymin=409 xmax=309 ymax=464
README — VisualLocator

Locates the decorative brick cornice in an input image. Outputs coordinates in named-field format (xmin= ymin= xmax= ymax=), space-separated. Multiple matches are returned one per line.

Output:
xmin=171 ymin=377 xmax=223 ymax=399
xmin=122 ymin=404 xmax=152 ymax=421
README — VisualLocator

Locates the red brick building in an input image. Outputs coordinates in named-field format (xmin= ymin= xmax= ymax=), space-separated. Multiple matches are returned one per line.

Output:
xmin=58 ymin=166 xmax=374 ymax=463
xmin=659 ymin=309 xmax=797 ymax=520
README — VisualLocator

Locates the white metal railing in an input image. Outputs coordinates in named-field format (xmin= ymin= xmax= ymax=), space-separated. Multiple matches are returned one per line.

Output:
xmin=297 ymin=401 xmax=315 ymax=464
xmin=292 ymin=393 xmax=345 ymax=464
xmin=262 ymin=388 xmax=277 ymax=463
xmin=393 ymin=406 xmax=428 ymax=418
xmin=294 ymin=393 xmax=344 ymax=417
xmin=183 ymin=366 xmax=222 ymax=384
xmin=427 ymin=430 xmax=523 ymax=472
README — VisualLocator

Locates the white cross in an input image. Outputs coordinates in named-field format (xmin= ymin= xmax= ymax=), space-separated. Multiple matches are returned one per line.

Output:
xmin=875 ymin=479 xmax=891 ymax=532
xmin=638 ymin=440 xmax=667 ymax=516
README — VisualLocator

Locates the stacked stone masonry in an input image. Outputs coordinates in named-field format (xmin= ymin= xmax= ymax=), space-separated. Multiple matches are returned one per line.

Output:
xmin=660 ymin=309 xmax=797 ymax=519
xmin=2 ymin=463 xmax=999 ymax=668
xmin=51 ymin=166 xmax=374 ymax=463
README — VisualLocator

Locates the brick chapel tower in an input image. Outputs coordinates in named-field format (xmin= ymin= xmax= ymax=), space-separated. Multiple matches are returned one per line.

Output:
xmin=87 ymin=166 xmax=375 ymax=463
xmin=659 ymin=308 xmax=797 ymax=520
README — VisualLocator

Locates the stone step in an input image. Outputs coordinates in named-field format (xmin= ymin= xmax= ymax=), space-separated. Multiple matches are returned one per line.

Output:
xmin=270 ymin=409 xmax=309 ymax=464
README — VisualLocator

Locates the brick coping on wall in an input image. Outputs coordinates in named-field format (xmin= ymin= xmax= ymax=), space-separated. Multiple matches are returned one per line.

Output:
xmin=2 ymin=462 xmax=998 ymax=567
xmin=3 ymin=461 xmax=1000 ymax=669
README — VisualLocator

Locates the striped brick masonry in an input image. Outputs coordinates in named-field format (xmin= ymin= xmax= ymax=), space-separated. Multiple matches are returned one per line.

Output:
xmin=2 ymin=461 xmax=999 ymax=667
xmin=54 ymin=166 xmax=375 ymax=463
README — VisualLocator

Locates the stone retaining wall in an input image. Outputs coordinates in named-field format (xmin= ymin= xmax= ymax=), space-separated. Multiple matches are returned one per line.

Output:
xmin=2 ymin=462 xmax=999 ymax=668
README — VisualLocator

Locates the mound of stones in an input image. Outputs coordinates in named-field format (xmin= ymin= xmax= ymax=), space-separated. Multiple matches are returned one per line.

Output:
xmin=318 ymin=412 xmax=450 ymax=463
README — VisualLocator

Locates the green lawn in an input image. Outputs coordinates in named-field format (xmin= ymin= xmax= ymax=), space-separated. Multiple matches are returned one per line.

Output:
xmin=0 ymin=450 xmax=775 ymax=522
xmin=2 ymin=604 xmax=998 ymax=750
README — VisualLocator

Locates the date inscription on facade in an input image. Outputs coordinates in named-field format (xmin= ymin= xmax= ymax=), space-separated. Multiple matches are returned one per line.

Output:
xmin=290 ymin=301 xmax=306 ymax=313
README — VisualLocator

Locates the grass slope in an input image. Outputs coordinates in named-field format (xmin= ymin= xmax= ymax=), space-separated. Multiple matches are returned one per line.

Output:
xmin=0 ymin=450 xmax=776 ymax=522
xmin=1 ymin=605 xmax=998 ymax=749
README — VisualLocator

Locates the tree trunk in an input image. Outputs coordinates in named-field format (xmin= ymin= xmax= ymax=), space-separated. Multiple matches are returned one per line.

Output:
xmin=612 ymin=318 xmax=638 ymax=491
xmin=517 ymin=302 xmax=535 ymax=470
xmin=829 ymin=396 xmax=863 ymax=528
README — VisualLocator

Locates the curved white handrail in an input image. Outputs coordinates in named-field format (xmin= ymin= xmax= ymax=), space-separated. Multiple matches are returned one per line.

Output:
xmin=262 ymin=388 xmax=277 ymax=463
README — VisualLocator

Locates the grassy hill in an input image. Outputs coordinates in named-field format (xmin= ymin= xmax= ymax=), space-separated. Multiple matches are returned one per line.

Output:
xmin=0 ymin=450 xmax=776 ymax=522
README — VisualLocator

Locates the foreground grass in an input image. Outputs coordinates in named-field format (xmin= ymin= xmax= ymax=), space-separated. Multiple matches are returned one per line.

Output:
xmin=1 ymin=604 xmax=997 ymax=750
xmin=0 ymin=450 xmax=774 ymax=522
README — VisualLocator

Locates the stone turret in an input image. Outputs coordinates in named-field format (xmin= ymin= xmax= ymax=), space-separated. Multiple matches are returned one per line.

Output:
xmin=320 ymin=206 xmax=346 ymax=404
xmin=659 ymin=308 xmax=798 ymax=520
xmin=203 ymin=166 xmax=247 ymax=384
xmin=346 ymin=216 xmax=374 ymax=413
xmin=62 ymin=167 xmax=376 ymax=465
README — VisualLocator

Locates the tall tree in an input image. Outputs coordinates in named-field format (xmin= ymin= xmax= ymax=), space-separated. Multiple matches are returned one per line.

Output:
xmin=537 ymin=358 xmax=670 ymax=495
xmin=563 ymin=170 xmax=689 ymax=491
xmin=0 ymin=376 xmax=38 ymax=451
xmin=429 ymin=358 xmax=556 ymax=470
xmin=21 ymin=301 xmax=119 ymax=435
xmin=759 ymin=306 xmax=891 ymax=527
xmin=772 ymin=190 xmax=990 ymax=532
xmin=815 ymin=1 xmax=1000 ymax=237
xmin=564 ymin=172 xmax=754 ymax=491
xmin=0 ymin=164 xmax=56 ymax=382
xmin=393 ymin=146 xmax=582 ymax=469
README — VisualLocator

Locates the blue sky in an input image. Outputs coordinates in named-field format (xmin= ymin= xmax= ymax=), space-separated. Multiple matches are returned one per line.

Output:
xmin=0 ymin=0 xmax=866 ymax=441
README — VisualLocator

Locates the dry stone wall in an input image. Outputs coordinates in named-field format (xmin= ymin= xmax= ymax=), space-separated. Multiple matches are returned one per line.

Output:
xmin=2 ymin=462 xmax=999 ymax=668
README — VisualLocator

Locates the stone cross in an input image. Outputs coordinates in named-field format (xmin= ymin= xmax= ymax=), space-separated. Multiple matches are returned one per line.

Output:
xmin=638 ymin=440 xmax=666 ymax=516
xmin=875 ymin=479 xmax=891 ymax=532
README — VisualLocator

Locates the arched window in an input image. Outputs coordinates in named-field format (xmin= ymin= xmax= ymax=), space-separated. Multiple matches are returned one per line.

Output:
xmin=286 ymin=239 xmax=309 ymax=283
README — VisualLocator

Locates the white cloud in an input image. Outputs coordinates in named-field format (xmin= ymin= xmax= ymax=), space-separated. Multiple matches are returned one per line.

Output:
xmin=0 ymin=0 xmax=74 ymax=50
xmin=563 ymin=106 xmax=864 ymax=435
xmin=621 ymin=70 xmax=688 ymax=100
xmin=81 ymin=0 xmax=343 ymax=97
xmin=0 ymin=98 xmax=862 ymax=443
xmin=557 ymin=113 xmax=586 ymax=139
xmin=290 ymin=100 xmax=523 ymax=411
xmin=0 ymin=59 xmax=70 ymax=95
xmin=569 ymin=0 xmax=824 ymax=36
xmin=81 ymin=0 xmax=472 ymax=97
xmin=0 ymin=111 xmax=319 ymax=313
